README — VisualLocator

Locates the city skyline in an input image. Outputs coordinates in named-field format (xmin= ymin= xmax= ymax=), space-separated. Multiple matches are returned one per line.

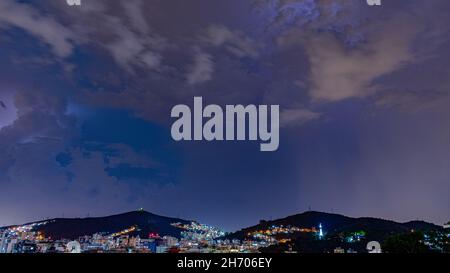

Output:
xmin=1 ymin=209 xmax=448 ymax=254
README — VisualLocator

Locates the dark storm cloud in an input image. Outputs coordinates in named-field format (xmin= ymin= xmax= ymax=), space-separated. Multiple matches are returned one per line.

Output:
xmin=55 ymin=152 xmax=73 ymax=167
xmin=0 ymin=0 xmax=449 ymax=229
xmin=0 ymin=0 xmax=78 ymax=58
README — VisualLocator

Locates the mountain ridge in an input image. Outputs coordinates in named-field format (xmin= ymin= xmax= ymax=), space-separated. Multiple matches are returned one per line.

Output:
xmin=1 ymin=210 xmax=192 ymax=240
xmin=1 ymin=210 xmax=444 ymax=241
xmin=227 ymin=211 xmax=444 ymax=240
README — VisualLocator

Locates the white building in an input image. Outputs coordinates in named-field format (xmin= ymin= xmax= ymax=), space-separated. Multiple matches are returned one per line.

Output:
xmin=163 ymin=236 xmax=178 ymax=247
xmin=0 ymin=232 xmax=7 ymax=253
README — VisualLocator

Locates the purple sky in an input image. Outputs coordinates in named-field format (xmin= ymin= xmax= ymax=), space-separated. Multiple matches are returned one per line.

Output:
xmin=0 ymin=0 xmax=449 ymax=231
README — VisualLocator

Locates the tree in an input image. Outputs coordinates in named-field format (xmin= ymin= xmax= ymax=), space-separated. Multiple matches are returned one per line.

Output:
xmin=382 ymin=232 xmax=430 ymax=253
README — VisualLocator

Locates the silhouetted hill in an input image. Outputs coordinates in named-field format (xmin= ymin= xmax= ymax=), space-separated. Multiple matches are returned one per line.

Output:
xmin=227 ymin=211 xmax=443 ymax=241
xmin=402 ymin=220 xmax=443 ymax=231
xmin=8 ymin=211 xmax=191 ymax=240
xmin=2 ymin=210 xmax=443 ymax=243
xmin=228 ymin=211 xmax=349 ymax=240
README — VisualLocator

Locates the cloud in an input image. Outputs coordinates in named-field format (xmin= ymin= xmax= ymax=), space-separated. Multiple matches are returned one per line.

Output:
xmin=0 ymin=0 xmax=166 ymax=73
xmin=203 ymin=25 xmax=260 ymax=58
xmin=0 ymin=0 xmax=77 ymax=58
xmin=104 ymin=25 xmax=162 ymax=72
xmin=122 ymin=0 xmax=150 ymax=34
xmin=274 ymin=10 xmax=421 ymax=102
xmin=62 ymin=0 xmax=165 ymax=73
xmin=252 ymin=0 xmax=367 ymax=40
xmin=306 ymin=21 xmax=416 ymax=102
xmin=254 ymin=0 xmax=419 ymax=104
xmin=0 ymin=92 xmax=177 ymax=220
xmin=280 ymin=108 xmax=321 ymax=127
xmin=186 ymin=51 xmax=214 ymax=85
xmin=265 ymin=0 xmax=450 ymax=107
xmin=0 ymin=88 xmax=76 ymax=185
xmin=374 ymin=88 xmax=450 ymax=112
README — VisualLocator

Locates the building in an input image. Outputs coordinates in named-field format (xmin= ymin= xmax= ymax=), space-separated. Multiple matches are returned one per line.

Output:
xmin=163 ymin=236 xmax=178 ymax=247
xmin=140 ymin=239 xmax=157 ymax=252
xmin=334 ymin=247 xmax=345 ymax=254
xmin=0 ymin=232 xmax=7 ymax=253
xmin=3 ymin=238 xmax=18 ymax=253
xmin=156 ymin=245 xmax=168 ymax=253
xmin=15 ymin=241 xmax=37 ymax=253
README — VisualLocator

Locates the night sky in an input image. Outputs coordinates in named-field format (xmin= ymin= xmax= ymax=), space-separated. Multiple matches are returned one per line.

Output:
xmin=0 ymin=0 xmax=449 ymax=231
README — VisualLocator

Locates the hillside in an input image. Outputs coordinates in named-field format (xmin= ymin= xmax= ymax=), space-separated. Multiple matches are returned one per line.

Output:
xmin=228 ymin=211 xmax=443 ymax=241
xmin=3 ymin=210 xmax=191 ymax=240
